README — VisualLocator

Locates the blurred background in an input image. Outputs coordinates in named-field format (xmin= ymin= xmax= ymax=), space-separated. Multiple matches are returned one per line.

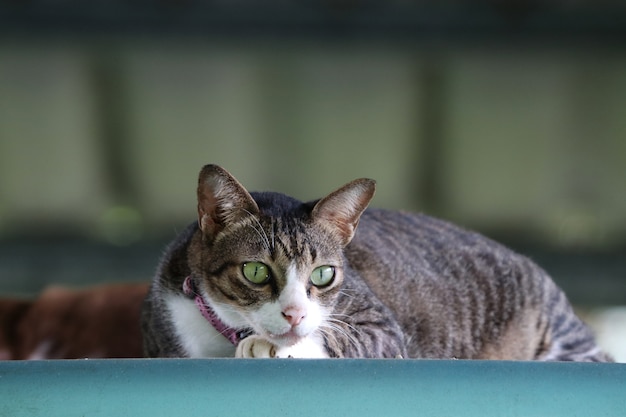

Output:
xmin=0 ymin=1 xmax=624 ymax=360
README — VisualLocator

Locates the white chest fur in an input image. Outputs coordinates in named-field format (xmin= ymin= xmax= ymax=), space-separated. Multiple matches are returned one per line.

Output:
xmin=165 ymin=293 xmax=236 ymax=358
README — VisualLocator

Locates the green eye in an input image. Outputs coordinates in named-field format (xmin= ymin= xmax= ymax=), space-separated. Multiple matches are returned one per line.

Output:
xmin=242 ymin=262 xmax=271 ymax=284
xmin=310 ymin=265 xmax=335 ymax=287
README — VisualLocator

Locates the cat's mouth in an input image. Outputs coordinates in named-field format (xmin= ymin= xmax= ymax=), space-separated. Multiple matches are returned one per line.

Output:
xmin=266 ymin=330 xmax=303 ymax=347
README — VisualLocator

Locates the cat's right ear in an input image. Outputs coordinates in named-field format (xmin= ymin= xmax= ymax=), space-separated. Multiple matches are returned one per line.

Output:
xmin=311 ymin=178 xmax=376 ymax=246
xmin=197 ymin=165 xmax=260 ymax=239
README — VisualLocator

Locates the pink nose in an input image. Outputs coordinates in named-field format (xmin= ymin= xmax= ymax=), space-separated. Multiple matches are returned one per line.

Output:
xmin=282 ymin=307 xmax=306 ymax=327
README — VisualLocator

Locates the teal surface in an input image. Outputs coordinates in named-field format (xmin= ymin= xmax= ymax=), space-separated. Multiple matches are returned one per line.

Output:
xmin=0 ymin=359 xmax=624 ymax=416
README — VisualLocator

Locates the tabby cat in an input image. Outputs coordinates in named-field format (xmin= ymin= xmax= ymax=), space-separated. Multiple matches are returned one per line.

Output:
xmin=141 ymin=164 xmax=611 ymax=361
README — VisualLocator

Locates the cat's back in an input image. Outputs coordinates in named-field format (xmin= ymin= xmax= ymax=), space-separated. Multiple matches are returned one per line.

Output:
xmin=346 ymin=208 xmax=530 ymax=299
xmin=345 ymin=209 xmax=555 ymax=359
xmin=346 ymin=208 xmax=610 ymax=361
xmin=348 ymin=208 xmax=516 ymax=278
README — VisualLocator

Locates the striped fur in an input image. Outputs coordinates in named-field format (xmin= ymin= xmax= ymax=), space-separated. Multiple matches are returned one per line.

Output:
xmin=141 ymin=165 xmax=611 ymax=361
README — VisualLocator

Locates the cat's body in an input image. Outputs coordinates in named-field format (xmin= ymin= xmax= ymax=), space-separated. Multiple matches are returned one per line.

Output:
xmin=142 ymin=165 xmax=611 ymax=361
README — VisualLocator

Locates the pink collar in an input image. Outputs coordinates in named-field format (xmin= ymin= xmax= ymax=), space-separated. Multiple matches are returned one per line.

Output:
xmin=182 ymin=276 xmax=249 ymax=346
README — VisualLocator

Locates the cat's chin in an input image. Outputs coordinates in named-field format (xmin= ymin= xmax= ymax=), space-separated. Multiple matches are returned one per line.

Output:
xmin=266 ymin=330 xmax=305 ymax=347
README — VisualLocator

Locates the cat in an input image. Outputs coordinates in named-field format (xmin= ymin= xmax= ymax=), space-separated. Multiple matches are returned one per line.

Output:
xmin=0 ymin=283 xmax=147 ymax=360
xmin=141 ymin=164 xmax=612 ymax=361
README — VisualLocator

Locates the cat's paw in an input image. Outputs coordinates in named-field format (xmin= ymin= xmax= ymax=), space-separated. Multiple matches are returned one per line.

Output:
xmin=235 ymin=336 xmax=277 ymax=358
xmin=273 ymin=335 xmax=329 ymax=359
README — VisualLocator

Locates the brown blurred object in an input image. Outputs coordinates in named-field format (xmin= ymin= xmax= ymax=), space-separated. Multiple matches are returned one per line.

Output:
xmin=0 ymin=283 xmax=149 ymax=360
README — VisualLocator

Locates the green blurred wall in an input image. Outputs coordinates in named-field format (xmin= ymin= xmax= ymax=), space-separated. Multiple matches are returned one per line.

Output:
xmin=0 ymin=40 xmax=625 ymax=300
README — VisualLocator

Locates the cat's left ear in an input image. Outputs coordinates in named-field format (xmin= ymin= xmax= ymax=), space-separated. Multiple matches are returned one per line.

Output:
xmin=197 ymin=165 xmax=260 ymax=239
xmin=311 ymin=178 xmax=376 ymax=246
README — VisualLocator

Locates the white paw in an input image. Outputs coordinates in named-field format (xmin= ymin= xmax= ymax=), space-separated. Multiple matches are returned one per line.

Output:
xmin=235 ymin=335 xmax=277 ymax=358
xmin=274 ymin=335 xmax=329 ymax=359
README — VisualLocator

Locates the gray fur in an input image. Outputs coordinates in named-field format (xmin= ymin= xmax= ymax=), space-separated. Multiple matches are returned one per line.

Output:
xmin=142 ymin=165 xmax=612 ymax=361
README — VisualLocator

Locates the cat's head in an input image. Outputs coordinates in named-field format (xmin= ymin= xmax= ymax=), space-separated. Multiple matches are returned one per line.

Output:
xmin=188 ymin=164 xmax=375 ymax=348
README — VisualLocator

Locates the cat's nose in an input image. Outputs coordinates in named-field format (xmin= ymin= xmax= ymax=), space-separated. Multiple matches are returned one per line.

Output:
xmin=282 ymin=307 xmax=306 ymax=327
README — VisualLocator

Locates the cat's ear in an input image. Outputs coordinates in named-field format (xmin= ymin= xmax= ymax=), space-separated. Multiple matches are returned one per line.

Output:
xmin=197 ymin=165 xmax=260 ymax=238
xmin=311 ymin=178 xmax=376 ymax=246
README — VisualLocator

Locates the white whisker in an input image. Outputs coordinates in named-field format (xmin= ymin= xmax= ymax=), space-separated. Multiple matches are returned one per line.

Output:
xmin=336 ymin=290 xmax=357 ymax=300
xmin=326 ymin=317 xmax=361 ymax=336
xmin=319 ymin=312 xmax=362 ymax=353
xmin=327 ymin=312 xmax=355 ymax=321
xmin=241 ymin=208 xmax=271 ymax=253
xmin=319 ymin=321 xmax=361 ymax=352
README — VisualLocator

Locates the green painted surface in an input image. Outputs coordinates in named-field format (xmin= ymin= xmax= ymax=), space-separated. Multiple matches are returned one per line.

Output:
xmin=0 ymin=359 xmax=624 ymax=416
